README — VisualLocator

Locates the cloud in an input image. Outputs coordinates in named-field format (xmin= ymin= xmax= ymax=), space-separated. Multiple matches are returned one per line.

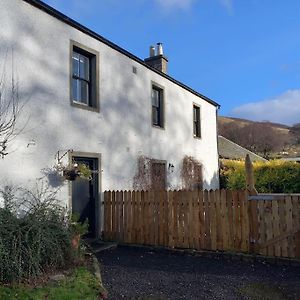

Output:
xmin=154 ymin=0 xmax=196 ymax=10
xmin=230 ymin=89 xmax=300 ymax=126
xmin=219 ymin=0 xmax=233 ymax=15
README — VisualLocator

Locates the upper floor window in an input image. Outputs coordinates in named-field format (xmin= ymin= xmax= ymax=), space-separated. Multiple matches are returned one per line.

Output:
xmin=70 ymin=41 xmax=99 ymax=112
xmin=193 ymin=104 xmax=201 ymax=138
xmin=72 ymin=51 xmax=90 ymax=105
xmin=152 ymin=85 xmax=164 ymax=128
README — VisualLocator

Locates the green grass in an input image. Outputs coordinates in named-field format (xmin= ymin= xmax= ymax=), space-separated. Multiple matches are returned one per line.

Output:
xmin=0 ymin=267 xmax=106 ymax=300
xmin=240 ymin=282 xmax=292 ymax=300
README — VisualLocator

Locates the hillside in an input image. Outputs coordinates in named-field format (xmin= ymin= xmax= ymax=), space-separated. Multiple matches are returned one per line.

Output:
xmin=218 ymin=116 xmax=300 ymax=158
xmin=218 ymin=116 xmax=290 ymax=130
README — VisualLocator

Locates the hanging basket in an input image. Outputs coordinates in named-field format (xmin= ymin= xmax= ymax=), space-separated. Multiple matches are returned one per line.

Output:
xmin=63 ymin=169 xmax=78 ymax=181
xmin=55 ymin=161 xmax=92 ymax=181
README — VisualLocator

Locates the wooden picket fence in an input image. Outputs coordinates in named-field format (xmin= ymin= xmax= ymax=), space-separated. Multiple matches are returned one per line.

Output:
xmin=103 ymin=190 xmax=300 ymax=259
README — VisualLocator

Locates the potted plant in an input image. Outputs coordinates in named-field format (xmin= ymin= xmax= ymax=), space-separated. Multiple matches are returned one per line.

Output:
xmin=56 ymin=162 xmax=92 ymax=181
xmin=70 ymin=213 xmax=89 ymax=250
xmin=77 ymin=163 xmax=92 ymax=180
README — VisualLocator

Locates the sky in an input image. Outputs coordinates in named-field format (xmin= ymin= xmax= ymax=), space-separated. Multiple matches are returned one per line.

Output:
xmin=43 ymin=0 xmax=300 ymax=126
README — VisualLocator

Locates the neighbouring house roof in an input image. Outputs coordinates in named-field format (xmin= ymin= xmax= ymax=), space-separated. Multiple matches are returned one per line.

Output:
xmin=22 ymin=0 xmax=220 ymax=109
xmin=281 ymin=157 xmax=300 ymax=163
xmin=218 ymin=135 xmax=268 ymax=162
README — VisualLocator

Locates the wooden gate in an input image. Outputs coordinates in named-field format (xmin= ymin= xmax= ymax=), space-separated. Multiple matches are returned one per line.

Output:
xmin=249 ymin=194 xmax=300 ymax=258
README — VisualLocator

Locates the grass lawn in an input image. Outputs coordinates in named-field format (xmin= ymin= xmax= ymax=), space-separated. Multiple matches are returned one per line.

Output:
xmin=0 ymin=267 xmax=106 ymax=300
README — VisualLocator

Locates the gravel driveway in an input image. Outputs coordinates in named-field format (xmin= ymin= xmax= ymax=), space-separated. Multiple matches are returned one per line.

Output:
xmin=96 ymin=246 xmax=300 ymax=300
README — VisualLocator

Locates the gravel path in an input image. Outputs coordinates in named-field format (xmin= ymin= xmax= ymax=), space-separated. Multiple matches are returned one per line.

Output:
xmin=96 ymin=246 xmax=300 ymax=300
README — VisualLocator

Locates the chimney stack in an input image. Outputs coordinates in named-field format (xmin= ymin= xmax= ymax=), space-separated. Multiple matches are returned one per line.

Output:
xmin=144 ymin=42 xmax=168 ymax=74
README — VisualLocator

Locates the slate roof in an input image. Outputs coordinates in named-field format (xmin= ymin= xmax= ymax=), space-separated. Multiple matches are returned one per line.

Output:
xmin=218 ymin=135 xmax=267 ymax=162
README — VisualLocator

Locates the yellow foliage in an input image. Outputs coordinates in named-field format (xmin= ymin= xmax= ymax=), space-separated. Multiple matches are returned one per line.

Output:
xmin=220 ymin=159 xmax=300 ymax=193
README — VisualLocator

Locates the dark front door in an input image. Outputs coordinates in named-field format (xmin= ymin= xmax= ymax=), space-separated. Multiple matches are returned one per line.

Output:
xmin=72 ymin=156 xmax=99 ymax=238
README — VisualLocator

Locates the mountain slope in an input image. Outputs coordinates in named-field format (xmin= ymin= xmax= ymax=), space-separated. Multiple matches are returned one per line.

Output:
xmin=217 ymin=116 xmax=300 ymax=157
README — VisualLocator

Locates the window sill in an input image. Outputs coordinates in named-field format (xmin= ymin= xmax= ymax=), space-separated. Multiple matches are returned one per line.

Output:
xmin=152 ymin=124 xmax=165 ymax=130
xmin=193 ymin=135 xmax=202 ymax=140
xmin=73 ymin=100 xmax=89 ymax=106
xmin=71 ymin=101 xmax=100 ymax=113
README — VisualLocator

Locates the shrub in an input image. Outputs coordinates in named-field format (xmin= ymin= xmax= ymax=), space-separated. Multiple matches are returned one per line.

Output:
xmin=0 ymin=183 xmax=75 ymax=283
xmin=220 ymin=159 xmax=300 ymax=193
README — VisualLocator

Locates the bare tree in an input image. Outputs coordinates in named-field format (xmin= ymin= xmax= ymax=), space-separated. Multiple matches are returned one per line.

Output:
xmin=218 ymin=122 xmax=241 ymax=144
xmin=289 ymin=123 xmax=300 ymax=145
xmin=239 ymin=122 xmax=287 ymax=157
xmin=0 ymin=59 xmax=25 ymax=158
xmin=219 ymin=120 xmax=287 ymax=157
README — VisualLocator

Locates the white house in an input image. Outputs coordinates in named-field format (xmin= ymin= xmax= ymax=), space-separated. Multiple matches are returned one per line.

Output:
xmin=0 ymin=0 xmax=220 ymax=237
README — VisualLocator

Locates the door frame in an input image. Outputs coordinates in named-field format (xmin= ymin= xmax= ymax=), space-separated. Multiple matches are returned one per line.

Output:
xmin=68 ymin=151 xmax=102 ymax=238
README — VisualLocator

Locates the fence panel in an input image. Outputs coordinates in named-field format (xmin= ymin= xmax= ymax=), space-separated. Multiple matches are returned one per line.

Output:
xmin=292 ymin=196 xmax=300 ymax=257
xmin=251 ymin=194 xmax=300 ymax=259
xmin=103 ymin=190 xmax=300 ymax=259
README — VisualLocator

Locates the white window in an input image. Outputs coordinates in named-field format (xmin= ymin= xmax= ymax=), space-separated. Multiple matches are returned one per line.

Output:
xmin=72 ymin=51 xmax=90 ymax=105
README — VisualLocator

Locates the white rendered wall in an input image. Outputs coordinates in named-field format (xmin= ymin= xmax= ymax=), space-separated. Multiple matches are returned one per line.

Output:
xmin=0 ymin=0 xmax=219 ymax=207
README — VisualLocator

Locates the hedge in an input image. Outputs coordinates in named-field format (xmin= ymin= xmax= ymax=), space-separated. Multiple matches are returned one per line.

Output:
xmin=220 ymin=159 xmax=300 ymax=193
xmin=0 ymin=184 xmax=74 ymax=283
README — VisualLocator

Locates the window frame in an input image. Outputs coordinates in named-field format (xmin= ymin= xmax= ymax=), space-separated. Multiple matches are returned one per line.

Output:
xmin=193 ymin=103 xmax=201 ymax=139
xmin=70 ymin=40 xmax=99 ymax=112
xmin=151 ymin=82 xmax=165 ymax=129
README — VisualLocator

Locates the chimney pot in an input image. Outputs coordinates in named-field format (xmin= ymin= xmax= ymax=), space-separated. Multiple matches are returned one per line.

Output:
xmin=157 ymin=42 xmax=163 ymax=55
xmin=149 ymin=45 xmax=155 ymax=57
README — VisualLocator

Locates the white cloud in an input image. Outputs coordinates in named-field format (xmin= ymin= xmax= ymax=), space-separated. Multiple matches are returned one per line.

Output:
xmin=154 ymin=0 xmax=196 ymax=10
xmin=219 ymin=0 xmax=233 ymax=15
xmin=231 ymin=89 xmax=300 ymax=126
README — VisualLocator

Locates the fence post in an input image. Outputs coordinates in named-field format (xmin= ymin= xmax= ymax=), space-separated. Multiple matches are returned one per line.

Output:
xmin=245 ymin=154 xmax=258 ymax=196
xmin=295 ymin=231 xmax=300 ymax=258
xmin=245 ymin=154 xmax=260 ymax=254
xmin=248 ymin=193 xmax=259 ymax=254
